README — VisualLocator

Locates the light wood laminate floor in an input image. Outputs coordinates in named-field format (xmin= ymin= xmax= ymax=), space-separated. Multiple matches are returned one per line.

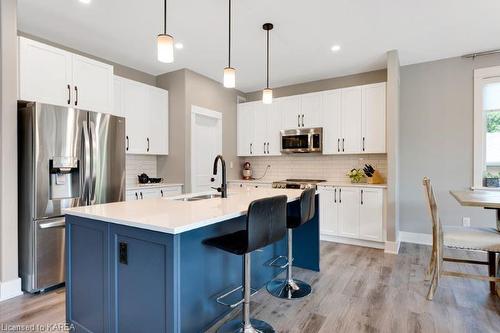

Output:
xmin=1 ymin=242 xmax=499 ymax=333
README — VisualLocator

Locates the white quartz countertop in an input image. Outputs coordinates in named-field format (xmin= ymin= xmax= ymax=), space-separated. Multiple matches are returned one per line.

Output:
xmin=228 ymin=179 xmax=274 ymax=184
xmin=126 ymin=183 xmax=184 ymax=190
xmin=63 ymin=188 xmax=302 ymax=234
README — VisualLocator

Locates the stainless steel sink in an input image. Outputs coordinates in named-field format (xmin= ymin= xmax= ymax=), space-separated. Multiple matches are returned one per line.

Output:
xmin=174 ymin=193 xmax=222 ymax=201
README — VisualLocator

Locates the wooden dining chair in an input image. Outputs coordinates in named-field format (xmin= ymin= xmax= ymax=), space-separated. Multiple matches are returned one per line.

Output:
xmin=422 ymin=177 xmax=500 ymax=300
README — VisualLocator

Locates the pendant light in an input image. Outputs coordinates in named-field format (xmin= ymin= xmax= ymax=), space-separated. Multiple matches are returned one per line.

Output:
xmin=223 ymin=0 xmax=236 ymax=88
xmin=157 ymin=0 xmax=174 ymax=63
xmin=262 ymin=23 xmax=273 ymax=104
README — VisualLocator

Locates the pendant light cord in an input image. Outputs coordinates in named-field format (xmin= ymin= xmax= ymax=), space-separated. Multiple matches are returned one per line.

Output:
xmin=163 ymin=0 xmax=167 ymax=34
xmin=266 ymin=29 xmax=270 ymax=89
xmin=228 ymin=0 xmax=231 ymax=67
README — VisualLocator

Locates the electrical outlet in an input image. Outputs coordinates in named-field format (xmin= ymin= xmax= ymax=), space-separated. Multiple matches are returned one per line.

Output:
xmin=229 ymin=161 xmax=233 ymax=169
xmin=462 ymin=217 xmax=471 ymax=227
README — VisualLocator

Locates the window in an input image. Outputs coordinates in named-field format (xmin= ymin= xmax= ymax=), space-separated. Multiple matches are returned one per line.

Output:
xmin=474 ymin=66 xmax=500 ymax=188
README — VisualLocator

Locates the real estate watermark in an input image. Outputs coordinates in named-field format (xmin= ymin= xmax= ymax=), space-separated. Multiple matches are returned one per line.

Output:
xmin=0 ymin=323 xmax=74 ymax=332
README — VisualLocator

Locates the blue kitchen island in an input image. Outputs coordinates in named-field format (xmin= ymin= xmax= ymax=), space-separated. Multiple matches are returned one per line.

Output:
xmin=64 ymin=188 xmax=320 ymax=333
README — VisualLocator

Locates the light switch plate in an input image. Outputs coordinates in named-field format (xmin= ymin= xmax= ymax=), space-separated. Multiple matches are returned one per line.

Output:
xmin=462 ymin=217 xmax=471 ymax=227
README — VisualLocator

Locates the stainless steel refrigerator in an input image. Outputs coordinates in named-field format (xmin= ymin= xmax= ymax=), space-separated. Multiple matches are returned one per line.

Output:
xmin=18 ymin=102 xmax=125 ymax=293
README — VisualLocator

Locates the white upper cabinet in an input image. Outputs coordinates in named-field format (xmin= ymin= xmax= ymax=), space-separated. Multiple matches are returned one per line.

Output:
xmin=266 ymin=101 xmax=283 ymax=155
xmin=322 ymin=90 xmax=342 ymax=154
xmin=253 ymin=103 xmax=268 ymax=155
xmin=300 ymin=92 xmax=323 ymax=128
xmin=279 ymin=96 xmax=301 ymax=129
xmin=237 ymin=102 xmax=256 ymax=156
xmin=118 ymin=76 xmax=169 ymax=155
xmin=18 ymin=37 xmax=113 ymax=113
xmin=71 ymin=54 xmax=113 ymax=113
xmin=340 ymin=86 xmax=363 ymax=153
xmin=113 ymin=76 xmax=124 ymax=117
xmin=362 ymin=83 xmax=386 ymax=153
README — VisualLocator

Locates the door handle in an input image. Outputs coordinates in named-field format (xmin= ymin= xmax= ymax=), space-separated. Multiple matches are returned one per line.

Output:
xmin=135 ymin=192 xmax=138 ymax=200
xmin=161 ymin=190 xmax=164 ymax=197
xmin=82 ymin=121 xmax=91 ymax=204
xmin=334 ymin=188 xmax=337 ymax=203
xmin=361 ymin=189 xmax=364 ymax=205
xmin=337 ymin=138 xmax=340 ymax=152
xmin=126 ymin=136 xmax=129 ymax=151
xmin=89 ymin=122 xmax=97 ymax=204
xmin=301 ymin=114 xmax=304 ymax=127
xmin=267 ymin=142 xmax=270 ymax=154
xmin=140 ymin=192 xmax=143 ymax=199
xmin=119 ymin=242 xmax=128 ymax=265
xmin=250 ymin=143 xmax=253 ymax=154
xmin=339 ymin=188 xmax=342 ymax=203
xmin=342 ymin=138 xmax=345 ymax=152
xmin=146 ymin=138 xmax=150 ymax=152
xmin=362 ymin=137 xmax=365 ymax=152
xmin=67 ymin=84 xmax=71 ymax=105
xmin=264 ymin=142 xmax=266 ymax=154
xmin=297 ymin=115 xmax=300 ymax=127
xmin=74 ymin=86 xmax=78 ymax=106
xmin=39 ymin=219 xmax=65 ymax=229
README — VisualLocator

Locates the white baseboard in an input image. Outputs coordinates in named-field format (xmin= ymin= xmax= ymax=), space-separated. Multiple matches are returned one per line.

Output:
xmin=0 ymin=278 xmax=23 ymax=302
xmin=399 ymin=231 xmax=432 ymax=246
xmin=384 ymin=240 xmax=401 ymax=254
xmin=320 ymin=234 xmax=385 ymax=250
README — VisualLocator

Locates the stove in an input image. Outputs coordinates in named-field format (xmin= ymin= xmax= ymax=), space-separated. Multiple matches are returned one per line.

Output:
xmin=272 ymin=179 xmax=327 ymax=190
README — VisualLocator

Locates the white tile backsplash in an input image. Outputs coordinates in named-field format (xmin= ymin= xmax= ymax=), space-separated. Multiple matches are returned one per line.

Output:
xmin=126 ymin=155 xmax=157 ymax=187
xmin=240 ymin=154 xmax=387 ymax=182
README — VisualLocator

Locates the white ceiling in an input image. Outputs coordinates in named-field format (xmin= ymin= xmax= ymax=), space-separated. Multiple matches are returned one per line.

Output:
xmin=17 ymin=0 xmax=500 ymax=92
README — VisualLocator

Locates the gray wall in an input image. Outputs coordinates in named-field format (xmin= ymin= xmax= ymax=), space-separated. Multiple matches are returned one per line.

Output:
xmin=157 ymin=69 xmax=244 ymax=191
xmin=0 ymin=0 xmax=19 ymax=291
xmin=245 ymin=69 xmax=387 ymax=101
xmin=18 ymin=32 xmax=156 ymax=86
xmin=399 ymin=54 xmax=500 ymax=234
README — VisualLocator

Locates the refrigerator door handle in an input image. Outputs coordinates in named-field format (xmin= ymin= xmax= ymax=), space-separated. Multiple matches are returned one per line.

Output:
xmin=89 ymin=121 xmax=98 ymax=204
xmin=82 ymin=121 xmax=91 ymax=204
xmin=39 ymin=218 xmax=65 ymax=229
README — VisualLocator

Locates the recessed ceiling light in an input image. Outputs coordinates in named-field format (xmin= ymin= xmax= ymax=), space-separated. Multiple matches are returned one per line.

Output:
xmin=174 ymin=43 xmax=184 ymax=49
xmin=79 ymin=0 xmax=91 ymax=4
xmin=331 ymin=45 xmax=341 ymax=52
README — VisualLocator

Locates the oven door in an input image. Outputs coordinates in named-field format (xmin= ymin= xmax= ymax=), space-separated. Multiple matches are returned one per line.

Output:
xmin=280 ymin=128 xmax=322 ymax=153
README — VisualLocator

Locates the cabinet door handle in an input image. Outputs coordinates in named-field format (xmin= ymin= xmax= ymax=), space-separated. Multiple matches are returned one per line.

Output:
xmin=119 ymin=242 xmax=128 ymax=265
xmin=140 ymin=192 xmax=143 ymax=199
xmin=297 ymin=115 xmax=300 ymax=127
xmin=250 ymin=143 xmax=253 ymax=154
xmin=126 ymin=136 xmax=129 ymax=151
xmin=267 ymin=142 xmax=270 ymax=154
xmin=337 ymin=138 xmax=340 ymax=152
xmin=339 ymin=188 xmax=342 ymax=203
xmin=301 ymin=114 xmax=305 ymax=127
xmin=264 ymin=142 xmax=266 ymax=154
xmin=146 ymin=138 xmax=150 ymax=152
xmin=135 ymin=192 xmax=138 ymax=200
xmin=67 ymin=84 xmax=71 ymax=105
xmin=361 ymin=189 xmax=364 ymax=205
xmin=334 ymin=188 xmax=337 ymax=203
xmin=342 ymin=138 xmax=345 ymax=152
xmin=161 ymin=190 xmax=164 ymax=197
xmin=362 ymin=137 xmax=365 ymax=152
xmin=74 ymin=86 xmax=78 ymax=106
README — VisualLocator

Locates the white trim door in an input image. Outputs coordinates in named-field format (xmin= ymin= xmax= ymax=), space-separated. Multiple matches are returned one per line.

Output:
xmin=191 ymin=106 xmax=222 ymax=193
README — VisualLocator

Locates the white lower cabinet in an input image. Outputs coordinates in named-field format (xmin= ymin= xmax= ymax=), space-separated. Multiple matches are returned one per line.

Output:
xmin=228 ymin=181 xmax=272 ymax=189
xmin=319 ymin=186 xmax=384 ymax=246
xmin=126 ymin=186 xmax=182 ymax=201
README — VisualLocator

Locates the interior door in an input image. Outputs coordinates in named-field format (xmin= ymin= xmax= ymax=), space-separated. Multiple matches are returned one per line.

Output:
xmin=322 ymin=90 xmax=342 ymax=154
xmin=338 ymin=187 xmax=360 ymax=238
xmin=341 ymin=87 xmax=362 ymax=153
xmin=18 ymin=37 xmax=72 ymax=106
xmin=72 ymin=54 xmax=113 ymax=113
xmin=362 ymin=83 xmax=386 ymax=153
xmin=191 ymin=106 xmax=222 ymax=193
xmin=88 ymin=112 xmax=125 ymax=205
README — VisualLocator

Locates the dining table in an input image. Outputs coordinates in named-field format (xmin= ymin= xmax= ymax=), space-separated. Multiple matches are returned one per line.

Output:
xmin=450 ymin=189 xmax=500 ymax=295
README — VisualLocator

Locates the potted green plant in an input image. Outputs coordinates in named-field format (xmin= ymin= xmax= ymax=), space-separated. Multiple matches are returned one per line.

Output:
xmin=483 ymin=172 xmax=500 ymax=188
xmin=347 ymin=168 xmax=365 ymax=183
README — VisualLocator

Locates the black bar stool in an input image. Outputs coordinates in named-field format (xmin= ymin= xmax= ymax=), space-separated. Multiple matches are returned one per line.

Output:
xmin=203 ymin=195 xmax=288 ymax=333
xmin=266 ymin=188 xmax=315 ymax=299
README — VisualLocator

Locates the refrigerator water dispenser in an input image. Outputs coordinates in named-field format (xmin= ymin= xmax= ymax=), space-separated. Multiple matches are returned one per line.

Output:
xmin=49 ymin=157 xmax=80 ymax=199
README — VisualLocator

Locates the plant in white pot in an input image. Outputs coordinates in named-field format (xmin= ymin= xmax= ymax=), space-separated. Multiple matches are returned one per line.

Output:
xmin=347 ymin=168 xmax=365 ymax=183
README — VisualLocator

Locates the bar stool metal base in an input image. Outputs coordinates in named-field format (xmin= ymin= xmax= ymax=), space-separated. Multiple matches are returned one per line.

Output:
xmin=266 ymin=279 xmax=312 ymax=299
xmin=217 ymin=318 xmax=275 ymax=333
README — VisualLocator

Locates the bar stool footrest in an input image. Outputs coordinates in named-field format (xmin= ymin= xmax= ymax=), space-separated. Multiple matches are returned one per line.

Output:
xmin=268 ymin=255 xmax=292 ymax=269
xmin=216 ymin=285 xmax=258 ymax=308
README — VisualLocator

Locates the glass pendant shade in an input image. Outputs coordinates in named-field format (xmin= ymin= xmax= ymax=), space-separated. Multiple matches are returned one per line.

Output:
xmin=223 ymin=67 xmax=236 ymax=88
xmin=262 ymin=88 xmax=273 ymax=104
xmin=157 ymin=34 xmax=174 ymax=63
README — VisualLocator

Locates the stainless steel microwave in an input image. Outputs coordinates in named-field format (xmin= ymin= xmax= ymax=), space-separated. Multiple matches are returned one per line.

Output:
xmin=280 ymin=127 xmax=322 ymax=153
